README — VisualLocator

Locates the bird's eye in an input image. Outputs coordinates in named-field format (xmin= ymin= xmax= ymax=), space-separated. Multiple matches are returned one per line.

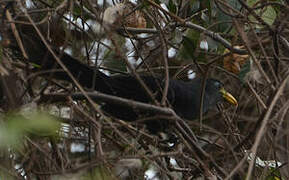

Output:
xmin=213 ymin=81 xmax=222 ymax=89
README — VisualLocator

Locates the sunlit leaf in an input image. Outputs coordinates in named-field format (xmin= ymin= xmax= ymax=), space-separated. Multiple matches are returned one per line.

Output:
xmin=0 ymin=112 xmax=61 ymax=149
xmin=30 ymin=62 xmax=41 ymax=68
xmin=22 ymin=112 xmax=61 ymax=136
xmin=262 ymin=6 xmax=277 ymax=25
xmin=247 ymin=0 xmax=257 ymax=6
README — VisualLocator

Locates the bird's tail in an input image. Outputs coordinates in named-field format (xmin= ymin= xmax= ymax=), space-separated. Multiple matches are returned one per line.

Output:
xmin=32 ymin=49 xmax=112 ymax=93
xmin=9 ymin=20 xmax=112 ymax=93
xmin=18 ymin=31 xmax=111 ymax=92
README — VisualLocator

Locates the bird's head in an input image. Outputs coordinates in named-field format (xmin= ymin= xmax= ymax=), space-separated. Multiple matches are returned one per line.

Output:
xmin=204 ymin=79 xmax=238 ymax=107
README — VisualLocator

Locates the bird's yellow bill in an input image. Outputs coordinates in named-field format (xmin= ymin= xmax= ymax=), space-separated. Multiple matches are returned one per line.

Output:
xmin=220 ymin=88 xmax=238 ymax=106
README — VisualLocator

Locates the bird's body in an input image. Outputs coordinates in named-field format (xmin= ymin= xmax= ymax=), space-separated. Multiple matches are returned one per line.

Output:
xmin=22 ymin=42 xmax=236 ymax=132
xmin=93 ymin=74 xmax=223 ymax=121
xmin=39 ymin=53 xmax=229 ymax=122
xmin=14 ymin=23 xmax=236 ymax=126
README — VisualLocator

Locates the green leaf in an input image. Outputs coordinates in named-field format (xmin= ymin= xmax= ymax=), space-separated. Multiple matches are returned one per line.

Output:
xmin=182 ymin=36 xmax=197 ymax=59
xmin=22 ymin=112 xmax=61 ymax=136
xmin=247 ymin=0 xmax=257 ymax=7
xmin=262 ymin=6 xmax=277 ymax=25
xmin=177 ymin=29 xmax=208 ymax=63
xmin=178 ymin=34 xmax=198 ymax=60
xmin=265 ymin=167 xmax=281 ymax=180
xmin=209 ymin=0 xmax=241 ymax=33
xmin=247 ymin=1 xmax=277 ymax=26
xmin=30 ymin=62 xmax=41 ymax=68
xmin=0 ymin=112 xmax=61 ymax=149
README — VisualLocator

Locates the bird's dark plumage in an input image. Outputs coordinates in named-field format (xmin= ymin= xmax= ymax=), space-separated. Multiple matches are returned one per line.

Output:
xmin=13 ymin=27 xmax=236 ymax=132
xmin=33 ymin=51 xmax=227 ymax=122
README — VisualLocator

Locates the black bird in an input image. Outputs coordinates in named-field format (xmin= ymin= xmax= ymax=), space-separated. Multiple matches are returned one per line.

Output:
xmin=33 ymin=52 xmax=237 ymax=125
xmin=12 ymin=25 xmax=237 ymax=131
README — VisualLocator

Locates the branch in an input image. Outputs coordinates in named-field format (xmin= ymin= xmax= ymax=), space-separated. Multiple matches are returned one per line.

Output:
xmin=118 ymin=27 xmax=158 ymax=34
xmin=39 ymin=91 xmax=174 ymax=116
xmin=178 ymin=22 xmax=247 ymax=54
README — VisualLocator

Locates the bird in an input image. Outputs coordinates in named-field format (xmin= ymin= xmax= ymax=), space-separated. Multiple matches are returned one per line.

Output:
xmin=30 ymin=50 xmax=237 ymax=132
xmin=9 ymin=22 xmax=237 ymax=132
